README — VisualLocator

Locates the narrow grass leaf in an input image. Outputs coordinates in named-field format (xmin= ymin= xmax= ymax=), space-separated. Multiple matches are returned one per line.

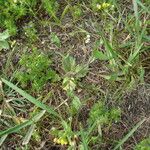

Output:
xmin=80 ymin=127 xmax=89 ymax=150
xmin=132 ymin=0 xmax=139 ymax=21
xmin=0 ymin=134 xmax=8 ymax=146
xmin=61 ymin=4 xmax=70 ymax=20
xmin=1 ymin=78 xmax=59 ymax=118
xmin=113 ymin=118 xmax=146 ymax=150
xmin=22 ymin=124 xmax=36 ymax=145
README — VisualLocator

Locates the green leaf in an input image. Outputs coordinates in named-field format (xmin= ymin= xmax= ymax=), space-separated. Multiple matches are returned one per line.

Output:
xmin=0 ymin=30 xmax=10 ymax=41
xmin=1 ymin=78 xmax=60 ymax=118
xmin=72 ymin=96 xmax=81 ymax=112
xmin=62 ymin=54 xmax=76 ymax=72
xmin=93 ymin=49 xmax=109 ymax=60
xmin=113 ymin=118 xmax=146 ymax=150
xmin=50 ymin=32 xmax=61 ymax=47
xmin=0 ymin=110 xmax=45 ymax=137
xmin=75 ymin=65 xmax=88 ymax=78
xmin=62 ymin=77 xmax=76 ymax=92
xmin=80 ymin=127 xmax=89 ymax=150
xmin=0 ymin=41 xmax=9 ymax=50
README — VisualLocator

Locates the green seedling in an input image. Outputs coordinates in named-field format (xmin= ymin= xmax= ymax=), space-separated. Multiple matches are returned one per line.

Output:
xmin=91 ymin=0 xmax=114 ymax=12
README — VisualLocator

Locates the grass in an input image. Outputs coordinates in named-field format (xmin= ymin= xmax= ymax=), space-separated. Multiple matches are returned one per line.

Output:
xmin=0 ymin=0 xmax=150 ymax=149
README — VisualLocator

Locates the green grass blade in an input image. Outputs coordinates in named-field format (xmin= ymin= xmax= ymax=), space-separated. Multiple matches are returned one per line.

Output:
xmin=61 ymin=4 xmax=70 ymax=21
xmin=0 ymin=120 xmax=31 ymax=137
xmin=1 ymin=78 xmax=59 ymax=118
xmin=132 ymin=0 xmax=139 ymax=22
xmin=0 ymin=110 xmax=45 ymax=137
xmin=80 ymin=128 xmax=89 ymax=150
xmin=132 ymin=0 xmax=140 ymax=34
xmin=0 ymin=134 xmax=8 ymax=146
xmin=113 ymin=118 xmax=146 ymax=150
xmin=136 ymin=0 xmax=150 ymax=13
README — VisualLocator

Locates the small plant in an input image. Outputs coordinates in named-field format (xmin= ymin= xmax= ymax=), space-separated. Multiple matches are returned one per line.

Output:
xmin=62 ymin=54 xmax=88 ymax=93
xmin=87 ymin=101 xmax=121 ymax=138
xmin=62 ymin=54 xmax=88 ymax=114
xmin=16 ymin=48 xmax=60 ymax=92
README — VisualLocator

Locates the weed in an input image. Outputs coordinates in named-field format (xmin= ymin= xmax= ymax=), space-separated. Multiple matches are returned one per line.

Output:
xmin=15 ymin=48 xmax=60 ymax=92
xmin=0 ymin=0 xmax=33 ymax=35
xmin=62 ymin=54 xmax=88 ymax=92
xmin=51 ymin=119 xmax=77 ymax=147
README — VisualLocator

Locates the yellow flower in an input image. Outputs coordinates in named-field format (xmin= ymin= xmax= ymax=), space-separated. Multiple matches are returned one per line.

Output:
xmin=96 ymin=4 xmax=102 ymax=10
xmin=13 ymin=117 xmax=26 ymax=124
xmin=53 ymin=138 xmax=58 ymax=143
xmin=13 ymin=0 xmax=17 ymax=3
xmin=96 ymin=2 xmax=111 ymax=10
xmin=60 ymin=138 xmax=68 ymax=145
xmin=53 ymin=137 xmax=68 ymax=145
xmin=102 ymin=2 xmax=110 ymax=8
